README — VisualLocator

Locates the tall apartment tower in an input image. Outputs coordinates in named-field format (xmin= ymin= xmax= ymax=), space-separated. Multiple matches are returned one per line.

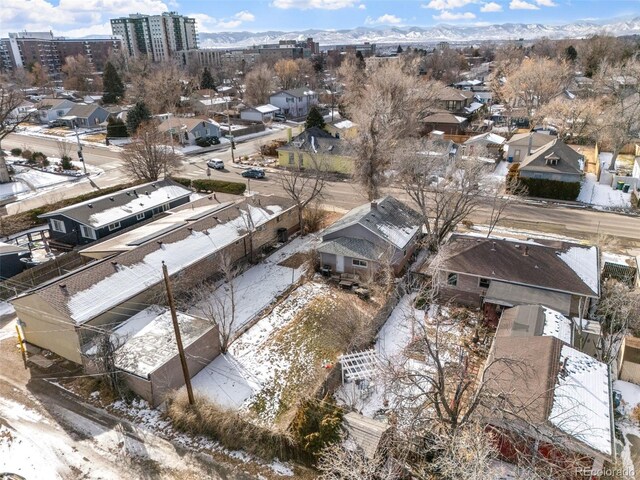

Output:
xmin=110 ymin=12 xmax=198 ymax=62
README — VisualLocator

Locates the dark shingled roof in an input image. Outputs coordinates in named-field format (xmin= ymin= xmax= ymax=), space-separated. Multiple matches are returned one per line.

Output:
xmin=435 ymin=235 xmax=599 ymax=297
xmin=278 ymin=127 xmax=346 ymax=156
xmin=318 ymin=237 xmax=380 ymax=261
xmin=519 ymin=138 xmax=583 ymax=175
xmin=65 ymin=104 xmax=106 ymax=119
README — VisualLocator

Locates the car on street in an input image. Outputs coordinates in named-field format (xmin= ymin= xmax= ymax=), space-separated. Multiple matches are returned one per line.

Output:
xmin=207 ymin=158 xmax=225 ymax=170
xmin=241 ymin=168 xmax=266 ymax=179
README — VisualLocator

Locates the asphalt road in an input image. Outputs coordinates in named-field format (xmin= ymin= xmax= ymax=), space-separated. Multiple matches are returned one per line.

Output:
xmin=4 ymin=130 xmax=640 ymax=251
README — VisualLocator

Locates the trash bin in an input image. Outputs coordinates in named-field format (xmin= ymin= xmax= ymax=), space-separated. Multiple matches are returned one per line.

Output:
xmin=623 ymin=184 xmax=630 ymax=193
xmin=617 ymin=181 xmax=625 ymax=190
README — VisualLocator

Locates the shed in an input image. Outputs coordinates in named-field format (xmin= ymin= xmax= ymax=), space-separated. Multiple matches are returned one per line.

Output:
xmin=343 ymin=412 xmax=391 ymax=459
xmin=0 ymin=242 xmax=31 ymax=280
xmin=240 ymin=104 xmax=281 ymax=123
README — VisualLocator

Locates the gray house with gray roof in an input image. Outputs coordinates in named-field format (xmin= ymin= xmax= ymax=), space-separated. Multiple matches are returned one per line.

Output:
xmin=59 ymin=104 xmax=112 ymax=128
xmin=318 ymin=196 xmax=422 ymax=277
xmin=518 ymin=138 xmax=584 ymax=183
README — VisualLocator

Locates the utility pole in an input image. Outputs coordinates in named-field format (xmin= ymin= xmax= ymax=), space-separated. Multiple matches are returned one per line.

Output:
xmin=73 ymin=121 xmax=87 ymax=175
xmin=162 ymin=261 xmax=195 ymax=405
xmin=226 ymin=98 xmax=235 ymax=163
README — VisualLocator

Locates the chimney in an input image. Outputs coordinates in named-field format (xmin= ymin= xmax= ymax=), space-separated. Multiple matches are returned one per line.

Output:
xmin=523 ymin=245 xmax=529 ymax=256
xmin=527 ymin=132 xmax=533 ymax=155
xmin=491 ymin=241 xmax=496 ymax=251
xmin=371 ymin=201 xmax=378 ymax=210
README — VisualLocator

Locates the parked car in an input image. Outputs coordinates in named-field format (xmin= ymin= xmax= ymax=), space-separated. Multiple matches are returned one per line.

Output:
xmin=273 ymin=113 xmax=286 ymax=122
xmin=241 ymin=168 xmax=266 ymax=179
xmin=207 ymin=158 xmax=224 ymax=170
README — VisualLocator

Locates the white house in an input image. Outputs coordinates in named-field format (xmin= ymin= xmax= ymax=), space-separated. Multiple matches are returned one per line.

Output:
xmin=157 ymin=117 xmax=221 ymax=146
xmin=269 ymin=88 xmax=319 ymax=118
xmin=37 ymin=98 xmax=77 ymax=124
xmin=9 ymin=100 xmax=36 ymax=122
xmin=240 ymin=104 xmax=281 ymax=123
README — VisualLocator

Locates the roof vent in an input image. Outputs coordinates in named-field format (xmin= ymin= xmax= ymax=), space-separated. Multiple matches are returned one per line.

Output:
xmin=59 ymin=283 xmax=66 ymax=289
xmin=134 ymin=190 xmax=139 ymax=197
xmin=87 ymin=203 xmax=93 ymax=208
xmin=187 ymin=227 xmax=193 ymax=232
xmin=514 ymin=244 xmax=520 ymax=248
xmin=145 ymin=191 xmax=150 ymax=196
xmin=523 ymin=245 xmax=529 ymax=256
xmin=126 ymin=192 xmax=131 ymax=196
xmin=111 ymin=261 xmax=117 ymax=266
xmin=157 ymin=241 xmax=163 ymax=245
xmin=371 ymin=201 xmax=378 ymax=210
xmin=153 ymin=184 xmax=158 ymax=188
xmin=109 ymin=197 xmax=114 ymax=201
xmin=491 ymin=241 xmax=496 ymax=251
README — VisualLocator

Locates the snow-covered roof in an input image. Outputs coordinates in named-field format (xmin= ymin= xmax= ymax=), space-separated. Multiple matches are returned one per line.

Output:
xmin=497 ymin=304 xmax=572 ymax=343
xmin=556 ymin=245 xmax=599 ymax=296
xmin=253 ymin=104 xmax=280 ymax=114
xmin=332 ymin=119 xmax=355 ymax=129
xmin=322 ymin=196 xmax=422 ymax=251
xmin=110 ymin=306 xmax=213 ymax=378
xmin=464 ymin=132 xmax=506 ymax=146
xmin=65 ymin=203 xmax=285 ymax=324
xmin=541 ymin=307 xmax=573 ymax=344
xmin=39 ymin=179 xmax=192 ymax=228
xmin=549 ymin=345 xmax=612 ymax=456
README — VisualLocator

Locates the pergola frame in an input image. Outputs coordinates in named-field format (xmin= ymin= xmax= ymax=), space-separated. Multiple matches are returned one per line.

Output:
xmin=339 ymin=349 xmax=379 ymax=384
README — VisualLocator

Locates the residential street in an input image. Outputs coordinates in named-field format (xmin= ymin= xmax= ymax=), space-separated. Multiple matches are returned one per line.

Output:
xmin=4 ymin=130 xmax=640 ymax=250
xmin=0 ymin=330 xmax=273 ymax=480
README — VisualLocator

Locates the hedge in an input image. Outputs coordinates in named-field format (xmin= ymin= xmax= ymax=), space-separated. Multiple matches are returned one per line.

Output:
xmin=170 ymin=177 xmax=192 ymax=188
xmin=519 ymin=177 xmax=581 ymax=201
xmin=191 ymin=178 xmax=246 ymax=195
xmin=10 ymin=148 xmax=22 ymax=156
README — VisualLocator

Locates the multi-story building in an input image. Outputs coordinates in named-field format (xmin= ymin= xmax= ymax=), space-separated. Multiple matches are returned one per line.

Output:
xmin=111 ymin=12 xmax=198 ymax=62
xmin=0 ymin=31 xmax=121 ymax=77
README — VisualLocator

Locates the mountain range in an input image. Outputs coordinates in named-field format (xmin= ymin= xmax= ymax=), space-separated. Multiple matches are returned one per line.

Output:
xmin=198 ymin=16 xmax=640 ymax=49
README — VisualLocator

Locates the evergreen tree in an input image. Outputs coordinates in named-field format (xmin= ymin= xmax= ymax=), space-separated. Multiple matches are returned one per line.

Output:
xmin=200 ymin=67 xmax=216 ymax=90
xmin=565 ymin=45 xmax=578 ymax=62
xmin=305 ymin=105 xmax=326 ymax=130
xmin=397 ymin=45 xmax=403 ymax=54
xmin=102 ymin=62 xmax=125 ymax=104
xmin=355 ymin=51 xmax=366 ymax=70
xmin=126 ymin=101 xmax=151 ymax=135
xmin=107 ymin=117 xmax=128 ymax=138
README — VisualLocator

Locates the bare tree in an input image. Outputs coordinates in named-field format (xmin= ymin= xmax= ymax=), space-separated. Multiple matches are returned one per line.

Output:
xmin=243 ymin=63 xmax=275 ymax=105
xmin=237 ymin=202 xmax=257 ymax=264
xmin=56 ymin=139 xmax=72 ymax=159
xmin=595 ymin=58 xmax=640 ymax=171
xmin=61 ymin=54 xmax=95 ymax=94
xmin=533 ymin=96 xmax=601 ymax=143
xmin=0 ymin=85 xmax=34 ymax=182
xmin=274 ymin=59 xmax=302 ymax=90
xmin=485 ymin=174 xmax=528 ymax=238
xmin=336 ymin=52 xmax=366 ymax=110
xmin=595 ymin=278 xmax=640 ymax=364
xmin=394 ymin=139 xmax=487 ymax=250
xmin=499 ymin=57 xmax=572 ymax=119
xmin=120 ymin=122 xmax=181 ymax=181
xmin=192 ymin=253 xmax=238 ymax=353
xmin=280 ymin=154 xmax=327 ymax=234
xmin=347 ymin=64 xmax=444 ymax=200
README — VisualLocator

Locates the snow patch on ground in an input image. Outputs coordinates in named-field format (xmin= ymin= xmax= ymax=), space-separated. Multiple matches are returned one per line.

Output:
xmin=578 ymin=172 xmax=631 ymax=209
xmin=0 ymin=301 xmax=16 ymax=318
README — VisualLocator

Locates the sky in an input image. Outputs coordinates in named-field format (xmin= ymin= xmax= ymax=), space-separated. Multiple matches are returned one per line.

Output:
xmin=0 ymin=0 xmax=638 ymax=38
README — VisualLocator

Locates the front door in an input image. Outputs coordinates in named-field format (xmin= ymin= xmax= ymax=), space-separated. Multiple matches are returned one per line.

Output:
xmin=336 ymin=255 xmax=345 ymax=273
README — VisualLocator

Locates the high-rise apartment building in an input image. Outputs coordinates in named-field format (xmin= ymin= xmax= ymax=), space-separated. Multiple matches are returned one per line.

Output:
xmin=110 ymin=12 xmax=198 ymax=62
xmin=0 ymin=31 xmax=121 ymax=76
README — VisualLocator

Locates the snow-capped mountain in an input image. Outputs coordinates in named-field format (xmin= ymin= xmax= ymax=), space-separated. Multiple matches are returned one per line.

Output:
xmin=198 ymin=16 xmax=640 ymax=48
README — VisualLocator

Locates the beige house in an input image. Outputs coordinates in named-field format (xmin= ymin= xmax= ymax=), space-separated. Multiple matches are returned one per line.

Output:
xmin=11 ymin=195 xmax=299 ymax=365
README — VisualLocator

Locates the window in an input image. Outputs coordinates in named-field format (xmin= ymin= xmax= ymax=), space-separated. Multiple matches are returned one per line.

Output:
xmin=108 ymin=222 xmax=121 ymax=231
xmin=298 ymin=153 xmax=304 ymax=166
xmin=50 ymin=218 xmax=66 ymax=233
xmin=162 ymin=203 xmax=170 ymax=212
xmin=136 ymin=212 xmax=145 ymax=220
xmin=447 ymin=272 xmax=458 ymax=286
xmin=479 ymin=277 xmax=490 ymax=289
xmin=353 ymin=259 xmax=368 ymax=268
xmin=79 ymin=224 xmax=96 ymax=239
xmin=288 ymin=152 xmax=295 ymax=165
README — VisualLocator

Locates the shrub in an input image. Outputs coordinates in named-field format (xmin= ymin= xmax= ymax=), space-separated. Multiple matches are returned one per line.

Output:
xmin=302 ymin=206 xmax=326 ymax=234
xmin=10 ymin=148 xmax=22 ymax=156
xmin=291 ymin=398 xmax=343 ymax=460
xmin=195 ymin=136 xmax=220 ymax=148
xmin=518 ymin=177 xmax=581 ymax=201
xmin=21 ymin=149 xmax=33 ymax=161
xmin=61 ymin=156 xmax=74 ymax=170
xmin=31 ymin=151 xmax=47 ymax=166
xmin=166 ymin=392 xmax=298 ymax=461
xmin=191 ymin=179 xmax=246 ymax=195
xmin=170 ymin=177 xmax=192 ymax=188
xmin=41 ymin=158 xmax=50 ymax=167
xmin=106 ymin=118 xmax=128 ymax=138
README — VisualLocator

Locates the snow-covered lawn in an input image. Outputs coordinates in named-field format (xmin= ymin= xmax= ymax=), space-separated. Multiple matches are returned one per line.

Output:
xmin=12 ymin=165 xmax=79 ymax=189
xmin=0 ymin=180 xmax=29 ymax=199
xmin=189 ymin=234 xmax=318 ymax=336
xmin=191 ymin=282 xmax=330 ymax=423
xmin=578 ymin=172 xmax=631 ymax=209
xmin=614 ymin=380 xmax=640 ymax=478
